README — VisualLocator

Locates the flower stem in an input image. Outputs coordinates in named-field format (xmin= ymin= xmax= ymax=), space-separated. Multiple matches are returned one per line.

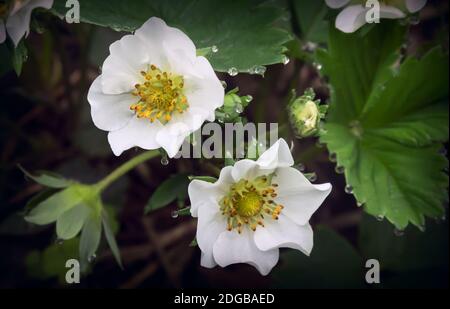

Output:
xmin=96 ymin=150 xmax=159 ymax=192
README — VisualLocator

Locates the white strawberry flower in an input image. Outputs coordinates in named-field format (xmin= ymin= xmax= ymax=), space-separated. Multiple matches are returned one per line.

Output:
xmin=87 ymin=17 xmax=224 ymax=158
xmin=0 ymin=0 xmax=53 ymax=46
xmin=188 ymin=139 xmax=332 ymax=275
xmin=325 ymin=0 xmax=427 ymax=33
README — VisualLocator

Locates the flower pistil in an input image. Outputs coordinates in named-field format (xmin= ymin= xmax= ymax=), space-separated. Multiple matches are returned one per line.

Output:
xmin=130 ymin=64 xmax=189 ymax=124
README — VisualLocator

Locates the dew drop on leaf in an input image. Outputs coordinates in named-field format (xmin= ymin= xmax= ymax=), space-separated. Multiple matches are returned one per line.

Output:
xmin=171 ymin=210 xmax=179 ymax=219
xmin=394 ymin=228 xmax=404 ymax=237
xmin=211 ymin=45 xmax=219 ymax=53
xmin=221 ymin=80 xmax=227 ymax=89
xmin=297 ymin=163 xmax=306 ymax=172
xmin=335 ymin=166 xmax=345 ymax=174
xmin=329 ymin=153 xmax=337 ymax=163
xmin=244 ymin=95 xmax=253 ymax=103
xmin=282 ymin=55 xmax=290 ymax=65
xmin=376 ymin=215 xmax=384 ymax=221
xmin=228 ymin=67 xmax=238 ymax=76
xmin=344 ymin=184 xmax=353 ymax=194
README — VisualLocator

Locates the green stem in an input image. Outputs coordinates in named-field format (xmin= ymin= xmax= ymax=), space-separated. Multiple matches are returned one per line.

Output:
xmin=96 ymin=150 xmax=159 ymax=192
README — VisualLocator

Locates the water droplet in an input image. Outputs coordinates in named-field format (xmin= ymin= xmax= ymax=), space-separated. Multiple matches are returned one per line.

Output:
xmin=308 ymin=173 xmax=317 ymax=182
xmin=409 ymin=15 xmax=420 ymax=25
xmin=329 ymin=153 xmax=337 ymax=163
xmin=235 ymin=104 xmax=243 ymax=114
xmin=244 ymin=95 xmax=253 ymax=103
xmin=253 ymin=66 xmax=266 ymax=76
xmin=171 ymin=210 xmax=179 ymax=218
xmin=228 ymin=67 xmax=238 ymax=76
xmin=376 ymin=215 xmax=384 ymax=221
xmin=357 ymin=201 xmax=365 ymax=207
xmin=290 ymin=140 xmax=295 ymax=152
xmin=211 ymin=45 xmax=219 ymax=53
xmin=221 ymin=80 xmax=227 ymax=89
xmin=313 ymin=62 xmax=322 ymax=71
xmin=55 ymin=238 xmax=64 ymax=245
xmin=302 ymin=41 xmax=318 ymax=53
xmin=297 ymin=163 xmax=306 ymax=172
xmin=282 ymin=55 xmax=290 ymax=65
xmin=161 ymin=156 xmax=169 ymax=166
xmin=88 ymin=254 xmax=97 ymax=263
xmin=344 ymin=184 xmax=353 ymax=194
xmin=315 ymin=140 xmax=325 ymax=148
xmin=335 ymin=166 xmax=345 ymax=174
xmin=394 ymin=228 xmax=404 ymax=237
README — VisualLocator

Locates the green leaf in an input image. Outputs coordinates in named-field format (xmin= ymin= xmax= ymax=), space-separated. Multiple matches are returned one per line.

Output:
xmin=25 ymin=238 xmax=82 ymax=284
xmin=19 ymin=165 xmax=73 ymax=189
xmin=272 ymin=227 xmax=365 ymax=288
xmin=359 ymin=214 xmax=448 ymax=288
xmin=102 ymin=210 xmax=123 ymax=268
xmin=318 ymin=23 xmax=449 ymax=229
xmin=56 ymin=204 xmax=90 ymax=240
xmin=291 ymin=0 xmax=328 ymax=43
xmin=52 ymin=0 xmax=291 ymax=72
xmin=188 ymin=176 xmax=217 ymax=183
xmin=79 ymin=212 xmax=102 ymax=266
xmin=12 ymin=40 xmax=28 ymax=76
xmin=144 ymin=174 xmax=190 ymax=214
xmin=24 ymin=185 xmax=87 ymax=225
xmin=359 ymin=213 xmax=449 ymax=272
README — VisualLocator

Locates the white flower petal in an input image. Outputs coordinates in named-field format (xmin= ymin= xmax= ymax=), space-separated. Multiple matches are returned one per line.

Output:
xmin=196 ymin=203 xmax=225 ymax=268
xmin=107 ymin=117 xmax=162 ymax=156
xmin=0 ymin=22 xmax=6 ymax=44
xmin=335 ymin=5 xmax=368 ymax=33
xmin=273 ymin=167 xmax=332 ymax=226
xmin=231 ymin=159 xmax=260 ymax=181
xmin=135 ymin=17 xmax=196 ymax=64
xmin=254 ymin=215 xmax=313 ymax=255
xmin=379 ymin=4 xmax=406 ymax=19
xmin=325 ymin=0 xmax=351 ymax=9
xmin=5 ymin=0 xmax=53 ymax=47
xmin=405 ymin=0 xmax=427 ymax=13
xmin=101 ymin=54 xmax=141 ymax=95
xmin=189 ymin=166 xmax=233 ymax=217
xmin=213 ymin=229 xmax=279 ymax=276
xmin=256 ymin=138 xmax=294 ymax=169
xmin=87 ymin=76 xmax=135 ymax=131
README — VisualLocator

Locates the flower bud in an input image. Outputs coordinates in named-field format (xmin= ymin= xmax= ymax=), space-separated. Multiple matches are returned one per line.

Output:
xmin=288 ymin=88 xmax=326 ymax=138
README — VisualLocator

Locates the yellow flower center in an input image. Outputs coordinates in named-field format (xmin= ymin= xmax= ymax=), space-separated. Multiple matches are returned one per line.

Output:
xmin=220 ymin=174 xmax=284 ymax=234
xmin=130 ymin=64 xmax=189 ymax=124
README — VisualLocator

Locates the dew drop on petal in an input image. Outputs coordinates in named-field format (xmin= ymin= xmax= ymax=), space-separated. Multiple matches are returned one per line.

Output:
xmin=297 ymin=163 xmax=306 ymax=172
xmin=308 ymin=172 xmax=317 ymax=182
xmin=171 ymin=210 xmax=179 ymax=218
xmin=344 ymin=184 xmax=353 ymax=194
xmin=211 ymin=45 xmax=219 ymax=53
xmin=161 ymin=156 xmax=169 ymax=166
xmin=335 ymin=165 xmax=345 ymax=174
xmin=228 ymin=67 xmax=238 ymax=77
xmin=394 ymin=228 xmax=404 ymax=237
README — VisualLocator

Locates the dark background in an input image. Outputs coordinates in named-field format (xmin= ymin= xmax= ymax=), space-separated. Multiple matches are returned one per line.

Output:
xmin=0 ymin=0 xmax=448 ymax=288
